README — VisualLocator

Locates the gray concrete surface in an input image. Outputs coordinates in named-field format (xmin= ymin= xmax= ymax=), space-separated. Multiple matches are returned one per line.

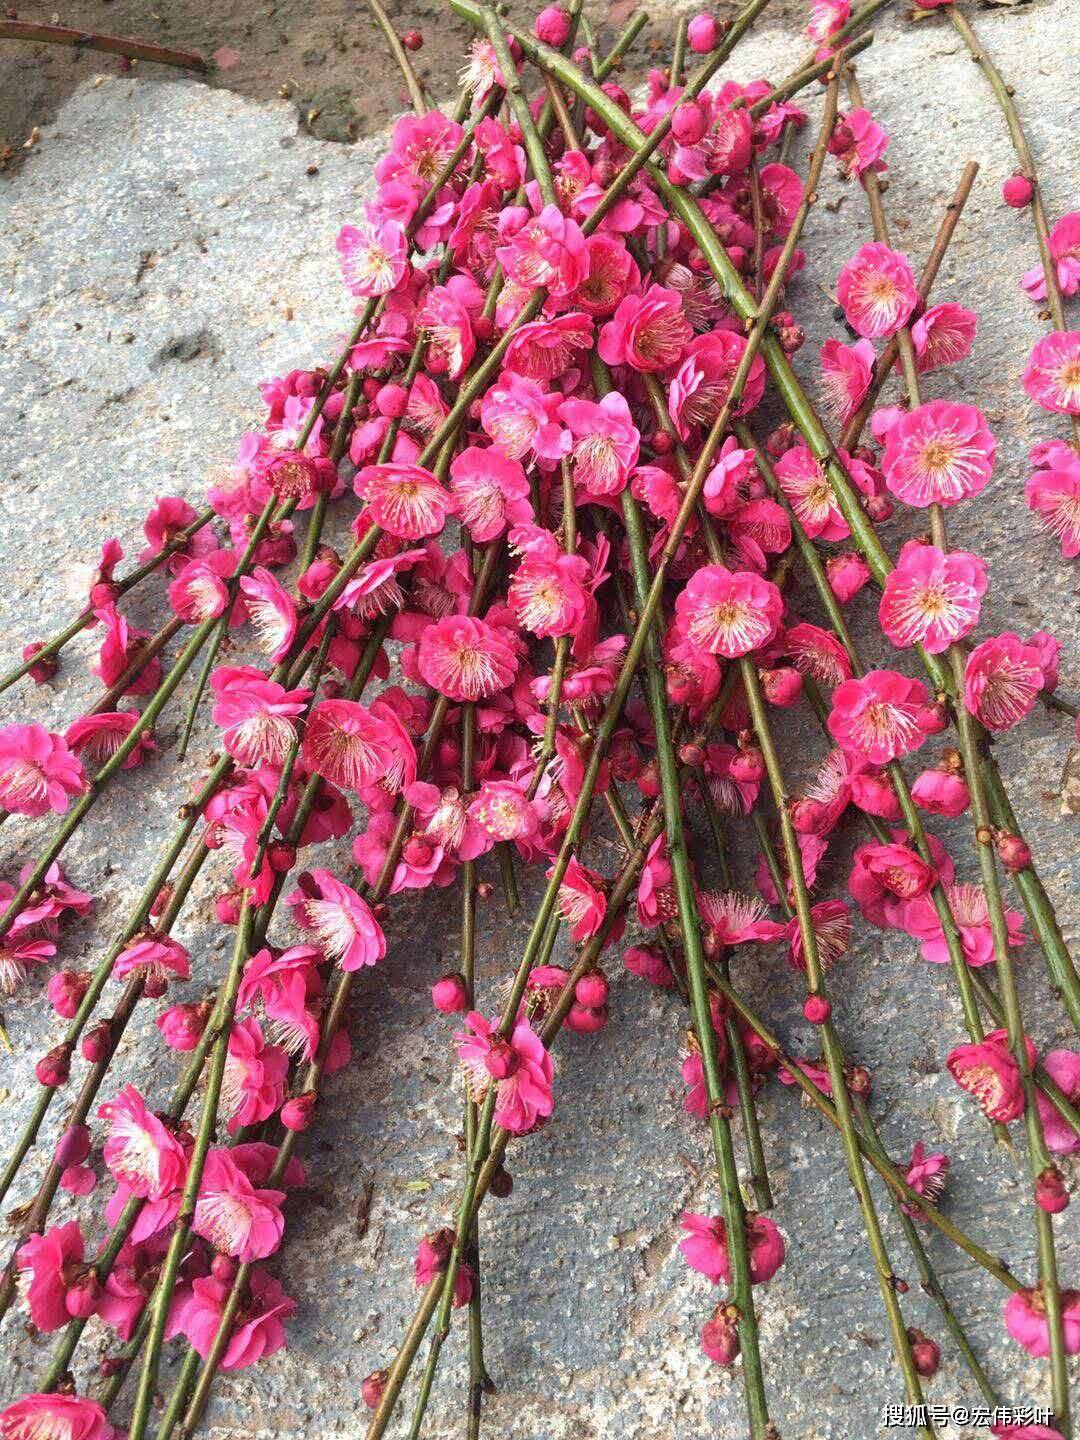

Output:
xmin=0 ymin=6 xmax=1078 ymax=1437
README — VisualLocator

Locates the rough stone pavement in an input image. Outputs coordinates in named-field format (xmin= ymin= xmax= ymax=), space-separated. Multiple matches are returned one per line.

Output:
xmin=0 ymin=5 xmax=1078 ymax=1437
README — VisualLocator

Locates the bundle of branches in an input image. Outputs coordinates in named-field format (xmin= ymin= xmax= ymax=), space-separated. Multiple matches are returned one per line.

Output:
xmin=0 ymin=1 xmax=1077 ymax=1437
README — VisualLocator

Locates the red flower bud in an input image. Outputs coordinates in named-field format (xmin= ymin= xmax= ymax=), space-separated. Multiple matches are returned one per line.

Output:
xmin=361 ymin=1368 xmax=389 ymax=1410
xmin=1035 ymin=1165 xmax=1069 ymax=1214
xmin=36 ymin=1044 xmax=71 ymax=1088
xmin=81 ymin=1022 xmax=113 ymax=1064
xmin=995 ymin=831 xmax=1031 ymax=873
xmin=803 ymin=994 xmax=831 ymax=1025
xmin=431 ymin=973 xmax=469 ymax=1014
xmin=1002 ymin=172 xmax=1034 ymax=208
xmin=906 ymin=1328 xmax=940 ymax=1378
xmin=402 ymin=28 xmax=423 ymax=50
xmin=281 ymin=1092 xmax=317 ymax=1132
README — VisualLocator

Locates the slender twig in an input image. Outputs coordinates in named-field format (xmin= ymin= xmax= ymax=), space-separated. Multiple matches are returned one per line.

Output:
xmin=0 ymin=19 xmax=207 ymax=70
xmin=365 ymin=0 xmax=427 ymax=115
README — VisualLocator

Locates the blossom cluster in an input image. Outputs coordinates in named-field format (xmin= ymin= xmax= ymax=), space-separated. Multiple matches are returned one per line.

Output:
xmin=0 ymin=2 xmax=1077 ymax=1437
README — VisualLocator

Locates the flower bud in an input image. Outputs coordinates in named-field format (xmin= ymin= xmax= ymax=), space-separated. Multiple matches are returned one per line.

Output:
xmin=864 ymin=492 xmax=895 ymax=523
xmin=803 ymin=994 xmax=831 ymax=1025
xmin=47 ymin=969 xmax=91 ymax=1020
xmin=847 ymin=1064 xmax=872 ymax=1099
xmin=687 ymin=12 xmax=719 ymax=53
xmin=215 ymin=888 xmax=244 ymax=925
xmin=701 ymin=1303 xmax=740 ymax=1364
xmin=906 ymin=1328 xmax=940 ymax=1378
xmin=36 ymin=1044 xmax=71 ymax=1088
xmin=1002 ymin=172 xmax=1034 ymax=208
xmin=157 ymin=1001 xmax=211 ymax=1052
xmin=211 ymin=1253 xmax=238 ymax=1283
xmin=81 ymin=1022 xmax=113 ymax=1064
xmin=672 ymin=101 xmax=707 ymax=145
xmin=375 ymin=382 xmax=408 ymax=419
xmin=64 ymin=1268 xmax=102 ymax=1320
xmin=760 ymin=665 xmax=803 ymax=707
xmin=281 ymin=1092 xmax=317 ymax=1132
xmin=361 ymin=1368 xmax=389 ymax=1410
xmin=1035 ymin=1165 xmax=1069 ymax=1214
xmin=149 ymin=882 xmax=173 ymax=919
xmin=766 ymin=422 xmax=797 ymax=457
xmin=22 ymin=641 xmax=59 ymax=684
xmin=268 ymin=841 xmax=296 ymax=874
xmin=402 ymin=28 xmax=423 ymax=50
xmin=484 ymin=1037 xmax=520 ymax=1079
xmin=637 ymin=758 xmax=661 ymax=798
xmin=472 ymin=314 xmax=496 ymax=344
xmin=565 ymin=1003 xmax=608 ymax=1034
xmin=995 ymin=831 xmax=1031 ymax=873
xmin=679 ymin=741 xmax=706 ymax=767
xmin=54 ymin=1125 xmax=92 ymax=1170
xmin=490 ymin=1165 xmax=514 ymax=1198
xmin=574 ymin=970 xmax=609 ymax=1009
xmin=535 ymin=5 xmax=571 ymax=45
xmin=432 ymin=972 xmax=469 ymax=1014
xmin=827 ymin=551 xmax=872 ymax=604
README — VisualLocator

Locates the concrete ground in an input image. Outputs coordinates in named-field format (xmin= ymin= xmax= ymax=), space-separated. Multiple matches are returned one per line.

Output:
xmin=0 ymin=4 xmax=1078 ymax=1437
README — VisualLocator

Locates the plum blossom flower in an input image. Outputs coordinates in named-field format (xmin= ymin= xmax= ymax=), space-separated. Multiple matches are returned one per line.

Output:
xmin=448 ymin=446 xmax=532 ymax=543
xmin=679 ymin=1212 xmax=785 ymax=1285
xmin=674 ymin=566 xmax=783 ymax=658
xmin=455 ymin=1011 xmax=554 ymax=1133
xmin=1003 ymin=1286 xmax=1080 ymax=1358
xmin=113 ymin=932 xmax=190 ymax=989
xmin=0 ymin=1394 xmax=111 ymax=1440
xmin=355 ymin=463 xmax=457 ymax=539
xmin=878 ymin=541 xmax=987 ymax=653
xmin=772 ymin=444 xmax=856 ymax=541
xmin=469 ymin=780 xmax=541 ymax=844
xmin=882 ymin=401 xmax=996 ymax=508
xmin=508 ymin=535 xmax=593 ymax=639
xmin=901 ymin=1141 xmax=950 ymax=1218
xmin=963 ymin=633 xmax=1045 ymax=731
xmin=0 ymin=724 xmax=88 ymax=817
xmin=1025 ymin=443 xmax=1080 ymax=557
xmin=668 ymin=331 xmax=766 ymax=438
xmin=290 ymin=869 xmax=386 ymax=971
xmin=1023 ymin=331 xmax=1080 ymax=414
xmin=806 ymin=0 xmax=849 ymax=43
xmin=904 ymin=882 xmax=1025 ymax=967
xmin=211 ymin=667 xmax=312 ymax=769
xmin=238 ymin=568 xmax=298 ymax=663
xmin=784 ymin=622 xmax=852 ymax=688
xmin=828 ymin=107 xmax=888 ymax=179
xmin=598 ymin=285 xmax=692 ymax=373
xmin=15 ymin=1221 xmax=87 ymax=1332
xmin=301 ymin=698 xmax=415 ymax=796
xmin=786 ymin=898 xmax=853 ymax=972
xmin=336 ymin=219 xmax=408 ymax=297
xmin=98 ymin=1085 xmax=186 ymax=1199
xmin=480 ymin=373 xmax=567 ymax=465
xmin=819 ymin=338 xmax=875 ymax=425
xmin=496 ymin=204 xmax=589 ymax=296
xmin=554 ymin=856 xmax=609 ymax=942
xmin=193 ymin=1148 xmax=285 ymax=1261
xmin=221 ymin=1018 xmax=289 ymax=1131
xmin=167 ymin=1268 xmax=295 ymax=1370
xmin=946 ymin=1032 xmax=1025 ymax=1123
xmin=1036 ymin=1050 xmax=1080 ymax=1155
xmin=836 ymin=242 xmax=917 ymax=338
xmin=168 ymin=550 xmax=239 ymax=625
xmin=558 ymin=392 xmax=640 ymax=497
xmin=417 ymin=616 xmax=519 ymax=701
xmin=504 ymin=313 xmax=594 ymax=382
xmin=0 ymin=935 xmax=56 ymax=995
xmin=827 ymin=670 xmax=933 ymax=765
xmin=698 ymin=890 xmax=785 ymax=946
xmin=911 ymin=302 xmax=978 ymax=373
xmin=1020 ymin=212 xmax=1080 ymax=301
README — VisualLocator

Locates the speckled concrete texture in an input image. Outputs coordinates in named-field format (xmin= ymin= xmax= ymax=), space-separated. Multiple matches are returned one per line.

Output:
xmin=0 ymin=7 xmax=1078 ymax=1438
